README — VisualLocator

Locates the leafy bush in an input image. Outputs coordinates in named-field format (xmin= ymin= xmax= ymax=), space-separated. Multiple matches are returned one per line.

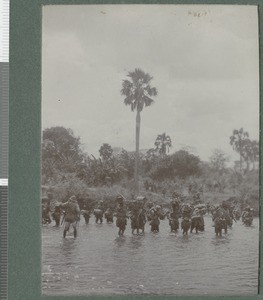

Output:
xmin=149 ymin=150 xmax=202 ymax=180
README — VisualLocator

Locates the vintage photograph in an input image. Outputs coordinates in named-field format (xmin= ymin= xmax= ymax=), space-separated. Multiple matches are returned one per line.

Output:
xmin=41 ymin=5 xmax=259 ymax=296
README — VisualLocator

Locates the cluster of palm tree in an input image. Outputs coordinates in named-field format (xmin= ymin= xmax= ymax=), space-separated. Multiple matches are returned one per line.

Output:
xmin=230 ymin=128 xmax=259 ymax=172
xmin=153 ymin=133 xmax=172 ymax=156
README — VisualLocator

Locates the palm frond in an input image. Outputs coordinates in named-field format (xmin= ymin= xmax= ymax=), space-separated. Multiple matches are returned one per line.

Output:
xmin=143 ymin=95 xmax=154 ymax=107
xmin=146 ymin=86 xmax=158 ymax=97
xmin=121 ymin=80 xmax=133 ymax=96
xmin=128 ymin=68 xmax=152 ymax=85
xmin=124 ymin=96 xmax=133 ymax=106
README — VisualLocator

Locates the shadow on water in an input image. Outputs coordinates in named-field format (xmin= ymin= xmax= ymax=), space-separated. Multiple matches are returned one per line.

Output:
xmin=176 ymin=234 xmax=191 ymax=243
xmin=211 ymin=235 xmax=230 ymax=246
xmin=50 ymin=225 xmax=61 ymax=231
xmin=60 ymin=237 xmax=78 ymax=260
xmin=114 ymin=236 xmax=127 ymax=248
xmin=128 ymin=234 xmax=144 ymax=249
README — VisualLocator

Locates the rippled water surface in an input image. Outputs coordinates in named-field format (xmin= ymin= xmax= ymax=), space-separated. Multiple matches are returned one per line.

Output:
xmin=42 ymin=216 xmax=259 ymax=296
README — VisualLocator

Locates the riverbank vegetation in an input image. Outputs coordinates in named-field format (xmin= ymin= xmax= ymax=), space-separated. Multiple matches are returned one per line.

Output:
xmin=41 ymin=125 xmax=259 ymax=214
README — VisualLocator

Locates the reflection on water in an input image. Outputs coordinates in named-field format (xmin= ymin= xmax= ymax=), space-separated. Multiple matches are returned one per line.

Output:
xmin=61 ymin=239 xmax=77 ymax=260
xmin=114 ymin=236 xmax=127 ymax=248
xmin=211 ymin=235 xmax=230 ymax=246
xmin=128 ymin=236 xmax=144 ymax=249
xmin=42 ymin=216 xmax=259 ymax=296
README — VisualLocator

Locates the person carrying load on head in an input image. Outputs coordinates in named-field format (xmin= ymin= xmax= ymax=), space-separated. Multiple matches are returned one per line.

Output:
xmin=220 ymin=201 xmax=233 ymax=227
xmin=169 ymin=200 xmax=180 ymax=232
xmin=242 ymin=206 xmax=253 ymax=226
xmin=42 ymin=192 xmax=53 ymax=225
xmin=115 ymin=195 xmax=128 ymax=236
xmin=148 ymin=205 xmax=163 ymax=233
xmin=42 ymin=200 xmax=52 ymax=225
xmin=192 ymin=206 xmax=205 ymax=229
xmin=94 ymin=200 xmax=104 ymax=224
xmin=52 ymin=204 xmax=62 ymax=227
xmin=145 ymin=202 xmax=154 ymax=221
xmin=130 ymin=196 xmax=147 ymax=234
xmin=181 ymin=204 xmax=192 ymax=219
xmin=60 ymin=195 xmax=80 ymax=238
xmin=104 ymin=207 xmax=114 ymax=223
xmin=81 ymin=203 xmax=92 ymax=224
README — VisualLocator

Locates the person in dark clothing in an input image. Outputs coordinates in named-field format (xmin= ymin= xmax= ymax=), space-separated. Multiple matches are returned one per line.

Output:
xmin=169 ymin=201 xmax=180 ymax=232
xmin=148 ymin=206 xmax=162 ymax=233
xmin=60 ymin=195 xmax=80 ymax=238
xmin=242 ymin=206 xmax=253 ymax=226
xmin=115 ymin=196 xmax=127 ymax=236
xmin=52 ymin=205 xmax=62 ymax=226
xmin=42 ymin=202 xmax=52 ymax=225
xmin=181 ymin=204 xmax=192 ymax=219
xmin=94 ymin=200 xmax=104 ymax=223
xmin=104 ymin=208 xmax=114 ymax=223
xmin=81 ymin=208 xmax=91 ymax=224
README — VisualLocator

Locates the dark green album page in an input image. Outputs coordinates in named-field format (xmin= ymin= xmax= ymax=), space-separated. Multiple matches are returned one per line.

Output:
xmin=9 ymin=1 xmax=263 ymax=300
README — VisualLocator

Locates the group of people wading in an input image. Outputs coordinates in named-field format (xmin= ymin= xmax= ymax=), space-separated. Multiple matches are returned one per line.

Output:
xmin=42 ymin=194 xmax=254 ymax=238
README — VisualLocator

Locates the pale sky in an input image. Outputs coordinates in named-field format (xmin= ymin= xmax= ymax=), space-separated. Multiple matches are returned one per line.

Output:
xmin=42 ymin=5 xmax=259 ymax=163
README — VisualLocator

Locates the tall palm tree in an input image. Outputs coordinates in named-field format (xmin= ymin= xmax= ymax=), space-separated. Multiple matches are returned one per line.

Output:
xmin=121 ymin=68 xmax=158 ymax=195
xmin=230 ymin=128 xmax=249 ymax=172
xmin=154 ymin=133 xmax=172 ymax=157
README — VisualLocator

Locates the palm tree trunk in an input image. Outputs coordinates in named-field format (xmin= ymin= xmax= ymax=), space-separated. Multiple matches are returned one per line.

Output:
xmin=135 ymin=111 xmax=140 ymax=195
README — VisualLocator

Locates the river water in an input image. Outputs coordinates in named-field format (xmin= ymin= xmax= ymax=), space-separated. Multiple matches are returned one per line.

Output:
xmin=42 ymin=215 xmax=259 ymax=296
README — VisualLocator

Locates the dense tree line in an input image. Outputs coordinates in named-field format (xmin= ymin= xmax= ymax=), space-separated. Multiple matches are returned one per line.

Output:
xmin=42 ymin=126 xmax=259 ymax=212
xmin=42 ymin=127 xmax=203 ymax=186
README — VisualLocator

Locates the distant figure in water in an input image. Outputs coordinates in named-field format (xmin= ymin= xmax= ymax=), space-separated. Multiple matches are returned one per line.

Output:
xmin=181 ymin=204 xmax=192 ymax=219
xmin=242 ymin=206 xmax=253 ymax=226
xmin=169 ymin=200 xmax=180 ymax=232
xmin=60 ymin=195 xmax=80 ymax=238
xmin=104 ymin=207 xmax=114 ymax=223
xmin=52 ymin=204 xmax=62 ymax=226
xmin=42 ymin=201 xmax=52 ymax=225
xmin=115 ymin=196 xmax=127 ymax=236
xmin=148 ymin=206 xmax=163 ymax=233
xmin=94 ymin=200 xmax=104 ymax=224
xmin=130 ymin=197 xmax=147 ymax=234
xmin=81 ymin=204 xmax=91 ymax=224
